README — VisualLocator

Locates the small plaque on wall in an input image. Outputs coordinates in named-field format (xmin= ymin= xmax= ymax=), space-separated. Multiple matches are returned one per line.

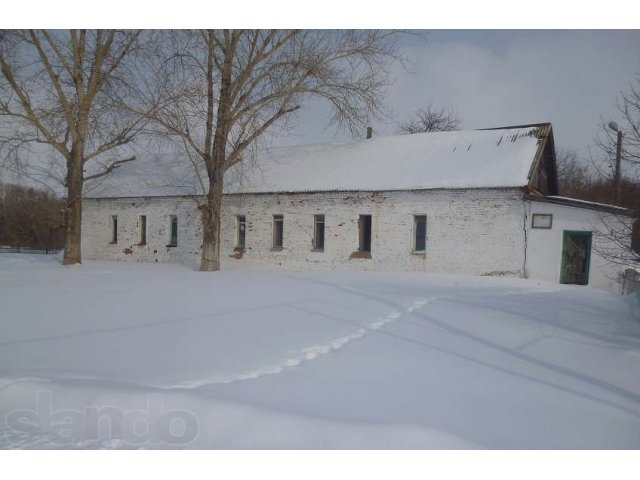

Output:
xmin=532 ymin=214 xmax=553 ymax=229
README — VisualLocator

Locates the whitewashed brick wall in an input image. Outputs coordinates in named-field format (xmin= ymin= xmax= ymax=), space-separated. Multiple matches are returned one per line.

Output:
xmin=82 ymin=196 xmax=203 ymax=267
xmin=525 ymin=200 xmax=631 ymax=293
xmin=82 ymin=188 xmax=526 ymax=276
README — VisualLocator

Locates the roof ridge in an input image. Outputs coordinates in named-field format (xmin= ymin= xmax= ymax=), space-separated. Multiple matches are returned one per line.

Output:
xmin=478 ymin=122 xmax=552 ymax=131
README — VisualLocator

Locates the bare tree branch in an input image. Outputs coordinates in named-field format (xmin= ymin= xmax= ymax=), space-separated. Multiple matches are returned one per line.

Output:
xmin=398 ymin=104 xmax=461 ymax=134
xmin=82 ymin=155 xmax=136 ymax=182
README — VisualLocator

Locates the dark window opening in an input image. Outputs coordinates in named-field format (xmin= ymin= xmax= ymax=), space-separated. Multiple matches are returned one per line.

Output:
xmin=236 ymin=215 xmax=246 ymax=249
xmin=110 ymin=215 xmax=118 ymax=244
xmin=168 ymin=215 xmax=178 ymax=247
xmin=272 ymin=215 xmax=283 ymax=250
xmin=313 ymin=215 xmax=325 ymax=251
xmin=359 ymin=214 xmax=372 ymax=252
xmin=414 ymin=215 xmax=427 ymax=252
xmin=139 ymin=215 xmax=147 ymax=245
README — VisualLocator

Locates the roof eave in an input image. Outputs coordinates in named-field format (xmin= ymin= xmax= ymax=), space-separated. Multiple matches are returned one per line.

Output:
xmin=524 ymin=193 xmax=634 ymax=216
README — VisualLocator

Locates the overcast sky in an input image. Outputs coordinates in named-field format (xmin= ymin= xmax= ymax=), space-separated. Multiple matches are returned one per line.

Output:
xmin=280 ymin=30 xmax=640 ymax=156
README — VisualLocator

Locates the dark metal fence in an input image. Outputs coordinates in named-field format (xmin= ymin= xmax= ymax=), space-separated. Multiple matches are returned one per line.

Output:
xmin=0 ymin=246 xmax=62 ymax=255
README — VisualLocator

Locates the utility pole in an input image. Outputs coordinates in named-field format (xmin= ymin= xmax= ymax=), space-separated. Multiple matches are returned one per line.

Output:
xmin=614 ymin=129 xmax=623 ymax=204
xmin=608 ymin=121 xmax=623 ymax=205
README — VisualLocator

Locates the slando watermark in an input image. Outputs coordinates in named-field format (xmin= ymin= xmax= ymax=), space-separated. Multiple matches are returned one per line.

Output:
xmin=3 ymin=390 xmax=199 ymax=448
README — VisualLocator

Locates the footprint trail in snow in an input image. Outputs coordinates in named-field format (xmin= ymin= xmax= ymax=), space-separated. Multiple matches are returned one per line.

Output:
xmin=210 ymin=296 xmax=436 ymax=386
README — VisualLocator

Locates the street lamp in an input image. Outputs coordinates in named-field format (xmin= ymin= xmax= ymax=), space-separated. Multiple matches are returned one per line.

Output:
xmin=608 ymin=121 xmax=623 ymax=204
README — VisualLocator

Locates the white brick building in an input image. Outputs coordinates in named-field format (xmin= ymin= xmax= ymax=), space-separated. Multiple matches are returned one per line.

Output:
xmin=82 ymin=124 xmax=634 ymax=293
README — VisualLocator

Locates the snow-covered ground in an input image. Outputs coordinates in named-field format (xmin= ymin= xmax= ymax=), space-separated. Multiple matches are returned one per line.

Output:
xmin=1 ymin=254 xmax=640 ymax=449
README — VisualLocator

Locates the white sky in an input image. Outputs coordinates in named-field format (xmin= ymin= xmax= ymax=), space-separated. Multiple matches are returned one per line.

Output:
xmin=280 ymin=30 xmax=640 ymax=155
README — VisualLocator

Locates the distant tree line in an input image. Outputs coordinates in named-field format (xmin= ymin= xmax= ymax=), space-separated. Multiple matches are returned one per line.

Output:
xmin=0 ymin=183 xmax=65 ymax=249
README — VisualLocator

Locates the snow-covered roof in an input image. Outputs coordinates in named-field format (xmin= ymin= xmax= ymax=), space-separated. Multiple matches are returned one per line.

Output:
xmin=83 ymin=152 xmax=203 ymax=199
xmin=526 ymin=194 xmax=634 ymax=216
xmin=84 ymin=126 xmax=548 ymax=198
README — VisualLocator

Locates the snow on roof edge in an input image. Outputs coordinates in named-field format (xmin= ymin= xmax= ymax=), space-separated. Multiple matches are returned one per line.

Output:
xmin=83 ymin=184 xmax=528 ymax=200
xmin=526 ymin=194 xmax=634 ymax=216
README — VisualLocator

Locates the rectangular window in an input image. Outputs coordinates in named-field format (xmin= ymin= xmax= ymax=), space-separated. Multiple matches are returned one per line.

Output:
xmin=313 ymin=215 xmax=325 ymax=251
xmin=359 ymin=214 xmax=372 ymax=252
xmin=168 ymin=215 xmax=178 ymax=247
xmin=139 ymin=215 xmax=147 ymax=245
xmin=236 ymin=215 xmax=246 ymax=249
xmin=532 ymin=213 xmax=553 ymax=229
xmin=272 ymin=214 xmax=283 ymax=250
xmin=413 ymin=215 xmax=427 ymax=252
xmin=110 ymin=215 xmax=118 ymax=244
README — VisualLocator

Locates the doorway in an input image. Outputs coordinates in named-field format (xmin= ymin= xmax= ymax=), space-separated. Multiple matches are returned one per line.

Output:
xmin=560 ymin=231 xmax=592 ymax=285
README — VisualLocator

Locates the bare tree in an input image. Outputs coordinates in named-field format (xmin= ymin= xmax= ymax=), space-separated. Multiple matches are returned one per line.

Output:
xmin=555 ymin=148 xmax=593 ymax=197
xmin=398 ymin=104 xmax=461 ymax=134
xmin=145 ymin=30 xmax=405 ymax=271
xmin=589 ymin=74 xmax=640 ymax=266
xmin=0 ymin=30 xmax=150 ymax=264
xmin=593 ymin=75 xmax=640 ymax=183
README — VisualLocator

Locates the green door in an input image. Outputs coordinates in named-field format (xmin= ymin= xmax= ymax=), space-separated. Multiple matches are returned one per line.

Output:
xmin=560 ymin=231 xmax=592 ymax=285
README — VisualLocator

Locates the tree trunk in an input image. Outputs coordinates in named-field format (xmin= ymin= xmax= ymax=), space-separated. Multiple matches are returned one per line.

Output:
xmin=199 ymin=177 xmax=223 ymax=271
xmin=199 ymin=31 xmax=234 ymax=272
xmin=62 ymin=152 xmax=83 ymax=265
